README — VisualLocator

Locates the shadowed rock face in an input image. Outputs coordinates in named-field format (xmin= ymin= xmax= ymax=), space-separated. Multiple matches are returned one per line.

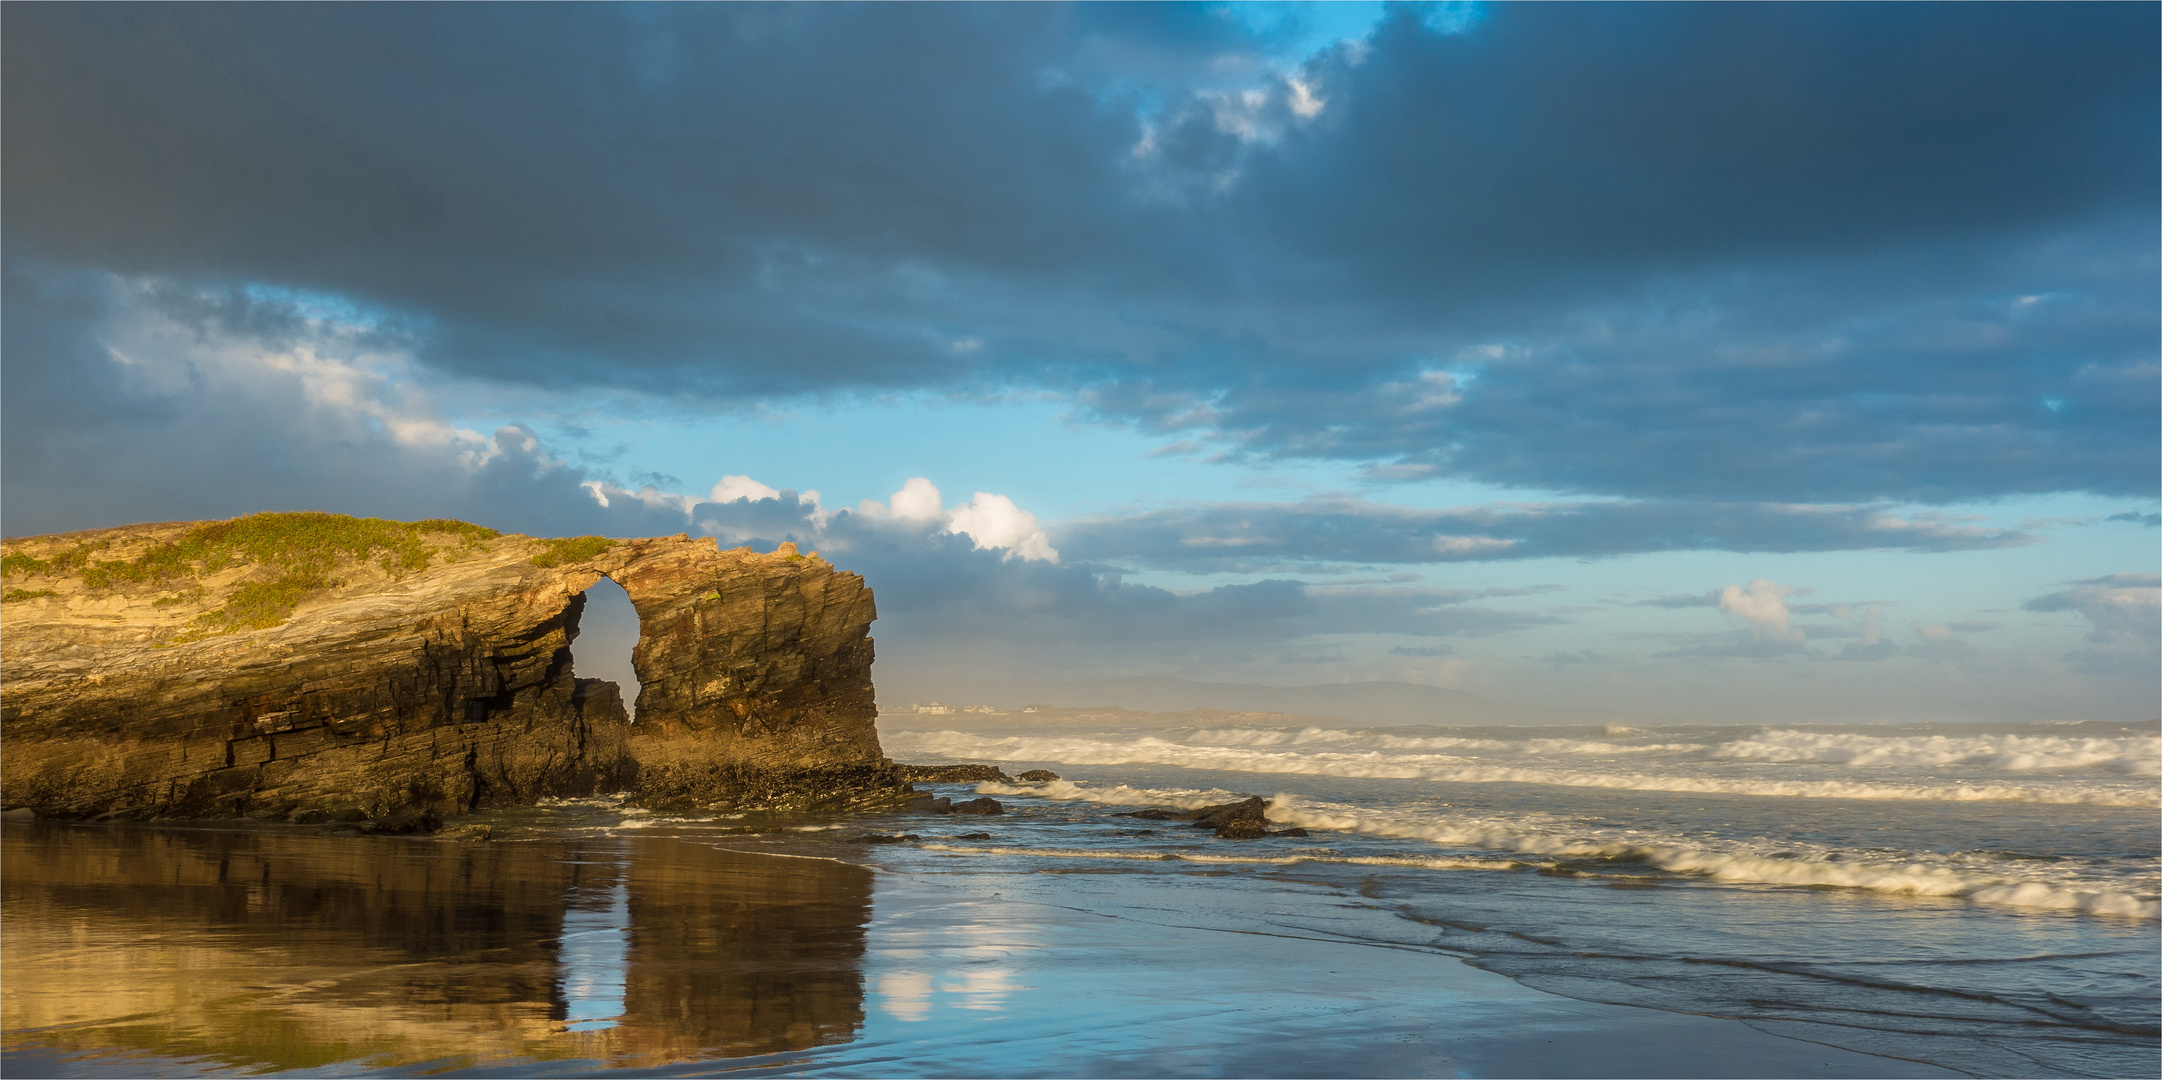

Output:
xmin=0 ymin=518 xmax=906 ymax=821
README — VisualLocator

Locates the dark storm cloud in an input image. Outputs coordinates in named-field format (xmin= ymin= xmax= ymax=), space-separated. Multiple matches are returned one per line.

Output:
xmin=1 ymin=2 xmax=1231 ymax=394
xmin=1080 ymin=222 xmax=2160 ymax=502
xmin=0 ymin=270 xmax=1554 ymax=664
xmin=5 ymin=2 xmax=2155 ymax=506
xmin=0 ymin=263 xmax=715 ymax=542
xmin=1245 ymin=3 xmax=2156 ymax=285
xmin=1052 ymin=496 xmax=2033 ymax=571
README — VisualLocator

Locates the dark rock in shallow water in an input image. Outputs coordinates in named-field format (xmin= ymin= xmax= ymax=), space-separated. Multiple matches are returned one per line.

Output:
xmin=1016 ymin=769 xmax=1059 ymax=782
xmin=438 ymin=823 xmax=493 ymax=842
xmin=1269 ymin=827 xmax=1309 ymax=838
xmin=1191 ymin=797 xmax=1270 ymax=838
xmin=952 ymin=797 xmax=1004 ymax=815
xmin=955 ymin=832 xmax=992 ymax=840
xmin=895 ymin=764 xmax=1012 ymax=783
xmin=856 ymin=832 xmax=919 ymax=844
xmin=1117 ymin=796 xmax=1274 ymax=837
xmin=905 ymin=793 xmax=955 ymax=813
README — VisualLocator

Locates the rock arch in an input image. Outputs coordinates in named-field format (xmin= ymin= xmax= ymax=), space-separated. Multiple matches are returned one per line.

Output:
xmin=567 ymin=573 xmax=641 ymax=719
xmin=0 ymin=525 xmax=905 ymax=821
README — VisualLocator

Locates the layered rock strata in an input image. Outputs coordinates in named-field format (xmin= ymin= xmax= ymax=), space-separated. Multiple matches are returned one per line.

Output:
xmin=0 ymin=515 xmax=908 ymax=821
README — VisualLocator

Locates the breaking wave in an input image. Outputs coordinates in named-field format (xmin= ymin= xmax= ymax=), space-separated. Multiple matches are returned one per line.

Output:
xmin=1185 ymin=725 xmax=1705 ymax=755
xmin=1713 ymin=729 xmax=2161 ymax=774
xmin=888 ymin=729 xmax=2159 ymax=806
xmin=915 ymin=843 xmax=1512 ymax=873
xmin=1264 ymin=793 xmax=2160 ymax=921
xmin=958 ymin=778 xmax=2159 ymax=921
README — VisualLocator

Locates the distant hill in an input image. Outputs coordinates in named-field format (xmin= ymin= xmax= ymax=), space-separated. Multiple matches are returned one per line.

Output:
xmin=888 ymin=676 xmax=1636 ymax=727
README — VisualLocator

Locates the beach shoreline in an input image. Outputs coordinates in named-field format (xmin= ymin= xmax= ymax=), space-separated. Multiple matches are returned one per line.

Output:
xmin=1 ymin=816 xmax=1971 ymax=1078
xmin=716 ymin=855 xmax=1968 ymax=1079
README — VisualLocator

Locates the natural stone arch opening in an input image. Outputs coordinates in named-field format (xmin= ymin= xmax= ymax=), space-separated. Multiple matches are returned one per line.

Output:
xmin=571 ymin=574 xmax=643 ymax=721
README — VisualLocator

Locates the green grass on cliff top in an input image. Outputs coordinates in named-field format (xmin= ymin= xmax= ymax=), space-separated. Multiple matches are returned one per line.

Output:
xmin=528 ymin=535 xmax=617 ymax=568
xmin=0 ymin=512 xmax=503 ymax=638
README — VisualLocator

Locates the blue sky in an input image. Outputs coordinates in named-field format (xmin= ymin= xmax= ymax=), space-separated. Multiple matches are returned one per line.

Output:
xmin=4 ymin=2 xmax=2155 ymax=720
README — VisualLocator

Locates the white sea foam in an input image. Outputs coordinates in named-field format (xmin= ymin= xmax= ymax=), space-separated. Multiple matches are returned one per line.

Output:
xmin=1179 ymin=726 xmax=1701 ymax=755
xmin=1186 ymin=726 xmax=1512 ymax=751
xmin=1262 ymin=793 xmax=2161 ymax=921
xmin=937 ymin=765 xmax=2162 ymax=921
xmin=1712 ymin=730 xmax=2162 ymax=775
xmin=607 ymin=813 xmax=741 ymax=830
xmin=916 ymin=843 xmax=1512 ymax=872
xmin=935 ymin=775 xmax=2162 ymax=920
xmin=885 ymin=730 xmax=2159 ymax=806
xmin=972 ymin=779 xmax=1250 ymax=808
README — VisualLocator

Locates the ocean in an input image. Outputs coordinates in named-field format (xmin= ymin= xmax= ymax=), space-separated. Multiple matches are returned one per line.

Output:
xmin=881 ymin=718 xmax=2161 ymax=1077
xmin=3 ymin=717 xmax=2155 ymax=1077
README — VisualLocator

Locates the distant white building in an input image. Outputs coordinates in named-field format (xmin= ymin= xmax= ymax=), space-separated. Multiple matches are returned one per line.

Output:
xmin=911 ymin=702 xmax=952 ymax=715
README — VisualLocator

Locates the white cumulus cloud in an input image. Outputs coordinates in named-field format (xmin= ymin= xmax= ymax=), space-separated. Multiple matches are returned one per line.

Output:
xmin=947 ymin=491 xmax=1059 ymax=562
xmin=888 ymin=477 xmax=947 ymax=523
xmin=848 ymin=478 xmax=1058 ymax=561
xmin=1719 ymin=579 xmax=1806 ymax=643
xmin=710 ymin=474 xmax=782 ymax=504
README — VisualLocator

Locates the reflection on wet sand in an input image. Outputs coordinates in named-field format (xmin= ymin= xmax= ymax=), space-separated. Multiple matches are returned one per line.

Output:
xmin=0 ymin=822 xmax=872 ymax=1073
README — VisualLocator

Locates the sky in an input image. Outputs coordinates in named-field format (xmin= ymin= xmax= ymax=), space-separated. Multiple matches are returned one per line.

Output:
xmin=3 ymin=2 xmax=2156 ymax=721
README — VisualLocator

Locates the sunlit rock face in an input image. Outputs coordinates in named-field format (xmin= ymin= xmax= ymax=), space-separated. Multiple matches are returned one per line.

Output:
xmin=0 ymin=516 xmax=904 ymax=820
xmin=593 ymin=538 xmax=893 ymax=810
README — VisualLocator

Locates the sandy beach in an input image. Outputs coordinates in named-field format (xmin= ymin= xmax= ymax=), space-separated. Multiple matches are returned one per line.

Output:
xmin=648 ymin=860 xmax=1965 ymax=1079
xmin=2 ymin=819 xmax=1962 ymax=1078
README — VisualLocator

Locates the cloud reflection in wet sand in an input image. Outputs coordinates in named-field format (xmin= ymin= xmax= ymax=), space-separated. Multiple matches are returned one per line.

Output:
xmin=874 ymin=907 xmax=1032 ymax=1022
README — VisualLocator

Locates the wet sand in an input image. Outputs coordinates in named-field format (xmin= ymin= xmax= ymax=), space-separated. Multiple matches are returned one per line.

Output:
xmin=1 ymin=820 xmax=1960 ymax=1077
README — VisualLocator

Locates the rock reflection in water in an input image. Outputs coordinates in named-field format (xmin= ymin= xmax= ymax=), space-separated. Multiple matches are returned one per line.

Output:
xmin=0 ymin=821 xmax=872 ymax=1073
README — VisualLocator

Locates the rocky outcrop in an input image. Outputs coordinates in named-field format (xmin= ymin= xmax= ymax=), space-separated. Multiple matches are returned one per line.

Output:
xmin=0 ymin=514 xmax=909 ymax=822
xmin=1120 ymin=796 xmax=1303 ymax=839
xmin=894 ymin=763 xmax=1012 ymax=783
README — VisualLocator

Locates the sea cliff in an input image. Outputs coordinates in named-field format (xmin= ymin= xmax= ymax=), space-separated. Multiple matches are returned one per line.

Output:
xmin=0 ymin=513 xmax=908 ymax=822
